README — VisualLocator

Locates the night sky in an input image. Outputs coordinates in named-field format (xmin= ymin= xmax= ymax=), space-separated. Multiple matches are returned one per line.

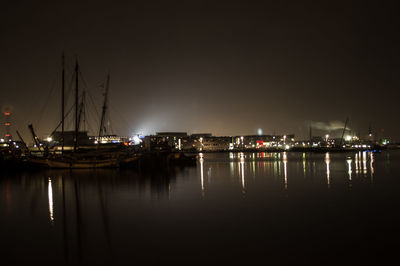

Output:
xmin=1 ymin=1 xmax=399 ymax=141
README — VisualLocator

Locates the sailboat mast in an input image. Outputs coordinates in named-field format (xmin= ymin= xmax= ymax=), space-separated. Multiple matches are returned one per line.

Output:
xmin=61 ymin=53 xmax=65 ymax=154
xmin=98 ymin=73 xmax=110 ymax=138
xmin=74 ymin=60 xmax=79 ymax=152
xmin=77 ymin=91 xmax=86 ymax=131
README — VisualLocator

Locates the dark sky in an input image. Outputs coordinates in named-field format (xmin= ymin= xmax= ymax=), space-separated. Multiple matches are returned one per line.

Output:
xmin=1 ymin=0 xmax=399 ymax=141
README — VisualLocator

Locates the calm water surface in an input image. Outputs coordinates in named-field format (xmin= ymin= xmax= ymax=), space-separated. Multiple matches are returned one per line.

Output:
xmin=1 ymin=151 xmax=400 ymax=265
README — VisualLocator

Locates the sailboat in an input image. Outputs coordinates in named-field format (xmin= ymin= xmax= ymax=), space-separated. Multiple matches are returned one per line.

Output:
xmin=27 ymin=55 xmax=138 ymax=168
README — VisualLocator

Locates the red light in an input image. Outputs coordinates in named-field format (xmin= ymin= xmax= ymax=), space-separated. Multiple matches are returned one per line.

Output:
xmin=5 ymin=134 xmax=10 ymax=137
xmin=256 ymin=140 xmax=264 ymax=145
xmin=4 ymin=123 xmax=10 ymax=126
xmin=4 ymin=112 xmax=10 ymax=116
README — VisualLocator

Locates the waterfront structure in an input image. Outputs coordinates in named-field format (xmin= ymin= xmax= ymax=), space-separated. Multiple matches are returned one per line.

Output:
xmin=3 ymin=111 xmax=12 ymax=141
xmin=93 ymin=135 xmax=128 ymax=144
xmin=146 ymin=133 xmax=299 ymax=152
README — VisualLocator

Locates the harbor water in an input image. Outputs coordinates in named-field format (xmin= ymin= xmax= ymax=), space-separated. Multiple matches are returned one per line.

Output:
xmin=1 ymin=151 xmax=400 ymax=265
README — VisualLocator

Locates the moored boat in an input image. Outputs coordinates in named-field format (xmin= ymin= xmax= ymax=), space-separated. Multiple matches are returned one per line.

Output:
xmin=26 ymin=55 xmax=138 ymax=169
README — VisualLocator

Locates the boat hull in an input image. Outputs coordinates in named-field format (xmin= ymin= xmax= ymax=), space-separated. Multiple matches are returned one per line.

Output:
xmin=28 ymin=157 xmax=121 ymax=169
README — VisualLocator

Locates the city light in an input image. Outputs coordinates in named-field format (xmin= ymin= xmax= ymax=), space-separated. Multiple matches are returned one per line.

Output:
xmin=132 ymin=135 xmax=142 ymax=145
xmin=46 ymin=137 xmax=52 ymax=142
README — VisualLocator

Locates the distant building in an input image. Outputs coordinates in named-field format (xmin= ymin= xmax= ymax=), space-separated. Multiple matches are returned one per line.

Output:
xmin=156 ymin=132 xmax=188 ymax=138
xmin=181 ymin=135 xmax=231 ymax=151
xmin=191 ymin=133 xmax=212 ymax=138
xmin=200 ymin=136 xmax=231 ymax=151
xmin=93 ymin=135 xmax=127 ymax=144
xmin=143 ymin=132 xmax=189 ymax=151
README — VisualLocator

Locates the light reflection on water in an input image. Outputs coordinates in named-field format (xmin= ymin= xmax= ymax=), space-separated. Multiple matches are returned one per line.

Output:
xmin=325 ymin=153 xmax=330 ymax=188
xmin=48 ymin=177 xmax=54 ymax=224
xmin=197 ymin=151 xmax=377 ymax=196
xmin=0 ymin=151 xmax=398 ymax=265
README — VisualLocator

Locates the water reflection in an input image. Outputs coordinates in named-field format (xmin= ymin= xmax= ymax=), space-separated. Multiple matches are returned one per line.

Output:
xmin=347 ymin=157 xmax=352 ymax=181
xmin=48 ymin=177 xmax=54 ymax=224
xmin=199 ymin=153 xmax=204 ymax=194
xmin=370 ymin=152 xmax=375 ymax=182
xmin=325 ymin=153 xmax=330 ymax=188
xmin=0 ymin=151 xmax=395 ymax=265
xmin=240 ymin=152 xmax=245 ymax=191
xmin=362 ymin=151 xmax=367 ymax=175
xmin=347 ymin=151 xmax=376 ymax=184
xmin=283 ymin=152 xmax=288 ymax=190
xmin=355 ymin=152 xmax=359 ymax=174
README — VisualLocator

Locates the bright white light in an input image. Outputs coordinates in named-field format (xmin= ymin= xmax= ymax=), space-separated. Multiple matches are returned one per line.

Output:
xmin=132 ymin=135 xmax=142 ymax=145
xmin=47 ymin=137 xmax=52 ymax=142
xmin=0 ymin=138 xmax=4 ymax=142
xmin=257 ymin=128 xmax=263 ymax=135
xmin=345 ymin=135 xmax=351 ymax=141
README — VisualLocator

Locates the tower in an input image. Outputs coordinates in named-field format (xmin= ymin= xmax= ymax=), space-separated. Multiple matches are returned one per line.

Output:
xmin=4 ymin=111 xmax=12 ymax=141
